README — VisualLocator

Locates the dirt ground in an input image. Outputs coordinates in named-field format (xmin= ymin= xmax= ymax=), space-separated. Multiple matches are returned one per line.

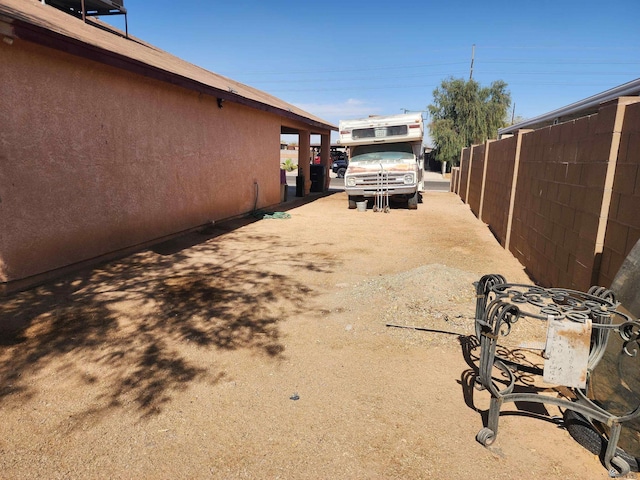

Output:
xmin=0 ymin=187 xmax=629 ymax=479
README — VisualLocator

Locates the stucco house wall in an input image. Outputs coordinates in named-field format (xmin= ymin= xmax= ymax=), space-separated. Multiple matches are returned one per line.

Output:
xmin=1 ymin=38 xmax=286 ymax=285
xmin=0 ymin=1 xmax=334 ymax=291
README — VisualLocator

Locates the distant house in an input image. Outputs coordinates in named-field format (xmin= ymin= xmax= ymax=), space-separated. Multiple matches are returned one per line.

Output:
xmin=499 ymin=79 xmax=640 ymax=137
xmin=0 ymin=0 xmax=336 ymax=292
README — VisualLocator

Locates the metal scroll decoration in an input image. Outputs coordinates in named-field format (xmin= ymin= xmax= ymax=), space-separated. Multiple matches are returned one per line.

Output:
xmin=472 ymin=274 xmax=640 ymax=477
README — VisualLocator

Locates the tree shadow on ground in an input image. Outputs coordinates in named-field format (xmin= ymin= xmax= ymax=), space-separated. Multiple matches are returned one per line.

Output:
xmin=0 ymin=225 xmax=336 ymax=419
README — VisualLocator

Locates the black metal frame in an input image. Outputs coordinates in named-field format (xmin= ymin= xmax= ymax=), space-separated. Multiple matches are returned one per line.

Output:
xmin=42 ymin=0 xmax=128 ymax=37
xmin=473 ymin=274 xmax=640 ymax=477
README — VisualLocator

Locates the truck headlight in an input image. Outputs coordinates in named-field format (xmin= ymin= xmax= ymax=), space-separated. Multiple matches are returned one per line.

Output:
xmin=403 ymin=174 xmax=414 ymax=184
xmin=346 ymin=177 xmax=356 ymax=187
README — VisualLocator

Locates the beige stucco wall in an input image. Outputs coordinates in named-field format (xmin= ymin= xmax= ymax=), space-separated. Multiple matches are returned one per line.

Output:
xmin=1 ymin=39 xmax=287 ymax=286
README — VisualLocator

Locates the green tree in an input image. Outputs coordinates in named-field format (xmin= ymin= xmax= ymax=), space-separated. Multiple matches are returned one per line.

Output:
xmin=428 ymin=78 xmax=511 ymax=167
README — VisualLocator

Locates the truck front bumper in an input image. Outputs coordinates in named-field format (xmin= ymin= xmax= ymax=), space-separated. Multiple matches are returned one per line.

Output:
xmin=344 ymin=185 xmax=417 ymax=197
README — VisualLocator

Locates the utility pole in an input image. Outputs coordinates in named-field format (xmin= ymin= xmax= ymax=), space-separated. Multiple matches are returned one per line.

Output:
xmin=511 ymin=103 xmax=516 ymax=124
xmin=469 ymin=44 xmax=475 ymax=80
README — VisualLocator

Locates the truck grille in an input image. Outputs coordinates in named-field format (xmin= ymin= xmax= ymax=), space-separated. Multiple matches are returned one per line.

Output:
xmin=354 ymin=173 xmax=407 ymax=191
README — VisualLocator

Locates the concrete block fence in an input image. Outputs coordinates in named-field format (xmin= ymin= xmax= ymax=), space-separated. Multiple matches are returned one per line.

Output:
xmin=454 ymin=97 xmax=640 ymax=291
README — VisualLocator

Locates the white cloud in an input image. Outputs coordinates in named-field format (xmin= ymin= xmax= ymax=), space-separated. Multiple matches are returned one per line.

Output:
xmin=294 ymin=98 xmax=380 ymax=123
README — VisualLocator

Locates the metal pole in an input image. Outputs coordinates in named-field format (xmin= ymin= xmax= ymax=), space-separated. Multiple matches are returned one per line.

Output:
xmin=80 ymin=0 xmax=86 ymax=22
xmin=469 ymin=44 xmax=475 ymax=80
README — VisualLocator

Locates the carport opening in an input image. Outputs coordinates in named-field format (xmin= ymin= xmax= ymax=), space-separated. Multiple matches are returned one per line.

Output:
xmin=280 ymin=126 xmax=335 ymax=197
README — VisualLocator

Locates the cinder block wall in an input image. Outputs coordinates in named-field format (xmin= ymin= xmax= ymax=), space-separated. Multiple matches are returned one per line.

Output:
xmin=599 ymin=100 xmax=640 ymax=286
xmin=455 ymin=97 xmax=640 ymax=290
xmin=459 ymin=148 xmax=472 ymax=203
xmin=450 ymin=168 xmax=459 ymax=193
xmin=481 ymin=135 xmax=518 ymax=247
xmin=509 ymin=113 xmax=609 ymax=290
xmin=467 ymin=143 xmax=486 ymax=217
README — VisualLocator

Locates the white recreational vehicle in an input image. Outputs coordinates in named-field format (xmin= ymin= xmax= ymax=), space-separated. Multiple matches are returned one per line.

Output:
xmin=338 ymin=113 xmax=425 ymax=210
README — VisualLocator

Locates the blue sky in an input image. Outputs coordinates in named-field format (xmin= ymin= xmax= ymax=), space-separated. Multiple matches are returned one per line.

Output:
xmin=103 ymin=0 xmax=638 ymax=141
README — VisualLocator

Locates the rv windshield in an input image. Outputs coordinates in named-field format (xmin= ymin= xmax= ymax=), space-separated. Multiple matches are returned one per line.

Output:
xmin=350 ymin=143 xmax=414 ymax=164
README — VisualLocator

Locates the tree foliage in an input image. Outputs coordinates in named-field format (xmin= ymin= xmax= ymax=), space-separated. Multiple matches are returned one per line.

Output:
xmin=428 ymin=78 xmax=511 ymax=165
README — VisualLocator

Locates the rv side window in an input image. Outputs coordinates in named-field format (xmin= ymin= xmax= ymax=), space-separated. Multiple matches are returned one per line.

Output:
xmin=386 ymin=125 xmax=408 ymax=136
xmin=352 ymin=125 xmax=408 ymax=140
xmin=352 ymin=128 xmax=376 ymax=139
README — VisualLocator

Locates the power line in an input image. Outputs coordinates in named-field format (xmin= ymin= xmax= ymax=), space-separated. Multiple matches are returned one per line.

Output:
xmin=480 ymin=60 xmax=640 ymax=65
xmin=230 ymin=62 xmax=637 ymax=84
xmin=475 ymin=71 xmax=637 ymax=76
xmin=248 ymin=71 xmax=470 ymax=85
xmin=477 ymin=45 xmax=640 ymax=51
xmin=246 ymin=70 xmax=634 ymax=89
xmin=264 ymin=81 xmax=627 ymax=94
xmin=224 ymin=61 xmax=469 ymax=77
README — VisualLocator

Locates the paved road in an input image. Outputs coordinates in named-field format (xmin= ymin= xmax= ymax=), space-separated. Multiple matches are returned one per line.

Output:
xmin=423 ymin=178 xmax=451 ymax=192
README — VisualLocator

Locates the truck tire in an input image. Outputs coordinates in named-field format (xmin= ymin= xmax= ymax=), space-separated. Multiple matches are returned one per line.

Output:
xmin=408 ymin=192 xmax=418 ymax=210
xmin=563 ymin=409 xmax=639 ymax=472
xmin=348 ymin=196 xmax=357 ymax=209
xmin=337 ymin=167 xmax=346 ymax=178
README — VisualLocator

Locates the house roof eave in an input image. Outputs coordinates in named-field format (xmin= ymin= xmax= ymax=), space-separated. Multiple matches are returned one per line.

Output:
xmin=0 ymin=3 xmax=337 ymax=133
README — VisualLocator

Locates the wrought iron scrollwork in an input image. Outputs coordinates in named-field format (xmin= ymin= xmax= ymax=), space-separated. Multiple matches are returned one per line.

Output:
xmin=619 ymin=320 xmax=640 ymax=357
xmin=472 ymin=275 xmax=640 ymax=477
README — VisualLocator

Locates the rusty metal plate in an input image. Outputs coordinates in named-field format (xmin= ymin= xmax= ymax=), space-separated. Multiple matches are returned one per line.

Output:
xmin=543 ymin=317 xmax=592 ymax=389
